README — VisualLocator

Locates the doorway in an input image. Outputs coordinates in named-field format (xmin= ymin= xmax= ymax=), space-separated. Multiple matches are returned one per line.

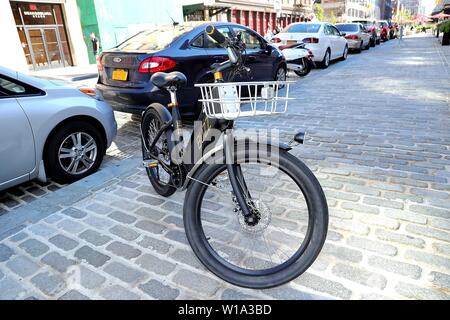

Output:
xmin=26 ymin=27 xmax=65 ymax=70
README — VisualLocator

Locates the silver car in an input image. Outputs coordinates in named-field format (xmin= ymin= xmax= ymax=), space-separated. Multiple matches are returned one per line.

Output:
xmin=336 ymin=23 xmax=371 ymax=53
xmin=0 ymin=65 xmax=117 ymax=192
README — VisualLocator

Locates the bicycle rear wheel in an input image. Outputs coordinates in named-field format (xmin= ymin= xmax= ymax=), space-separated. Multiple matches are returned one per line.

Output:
xmin=183 ymin=145 xmax=328 ymax=288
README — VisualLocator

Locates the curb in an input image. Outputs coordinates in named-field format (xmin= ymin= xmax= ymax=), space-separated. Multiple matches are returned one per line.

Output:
xmin=71 ymin=73 xmax=99 ymax=82
xmin=0 ymin=157 xmax=141 ymax=241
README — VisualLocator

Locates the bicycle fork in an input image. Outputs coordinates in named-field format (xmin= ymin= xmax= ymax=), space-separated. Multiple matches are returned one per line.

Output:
xmin=223 ymin=131 xmax=253 ymax=220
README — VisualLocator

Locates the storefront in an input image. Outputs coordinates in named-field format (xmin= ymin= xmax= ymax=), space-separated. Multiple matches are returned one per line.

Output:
xmin=10 ymin=1 xmax=74 ymax=70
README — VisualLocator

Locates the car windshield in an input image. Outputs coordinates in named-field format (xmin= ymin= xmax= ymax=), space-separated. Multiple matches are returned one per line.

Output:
xmin=284 ymin=24 xmax=321 ymax=33
xmin=117 ymin=24 xmax=196 ymax=52
xmin=336 ymin=24 xmax=359 ymax=32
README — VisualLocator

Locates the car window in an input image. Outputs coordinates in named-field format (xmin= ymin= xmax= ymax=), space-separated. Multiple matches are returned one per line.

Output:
xmin=324 ymin=25 xmax=332 ymax=36
xmin=191 ymin=34 xmax=204 ymax=48
xmin=0 ymin=75 xmax=43 ymax=98
xmin=330 ymin=26 xmax=341 ymax=36
xmin=117 ymin=24 xmax=196 ymax=52
xmin=284 ymin=24 xmax=321 ymax=33
xmin=336 ymin=24 xmax=359 ymax=32
xmin=206 ymin=26 xmax=232 ymax=49
xmin=232 ymin=27 xmax=263 ymax=50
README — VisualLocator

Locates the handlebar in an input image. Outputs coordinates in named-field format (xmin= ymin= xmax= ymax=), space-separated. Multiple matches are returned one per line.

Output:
xmin=206 ymin=25 xmax=226 ymax=45
xmin=205 ymin=25 xmax=246 ymax=75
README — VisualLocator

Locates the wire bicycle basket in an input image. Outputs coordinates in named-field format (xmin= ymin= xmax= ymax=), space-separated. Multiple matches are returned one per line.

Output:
xmin=195 ymin=81 xmax=294 ymax=120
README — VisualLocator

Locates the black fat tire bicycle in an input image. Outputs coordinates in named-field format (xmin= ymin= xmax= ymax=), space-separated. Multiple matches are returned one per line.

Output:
xmin=141 ymin=25 xmax=328 ymax=289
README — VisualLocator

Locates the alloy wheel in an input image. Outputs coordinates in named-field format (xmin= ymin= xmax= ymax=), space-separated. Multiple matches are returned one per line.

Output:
xmin=58 ymin=132 xmax=98 ymax=175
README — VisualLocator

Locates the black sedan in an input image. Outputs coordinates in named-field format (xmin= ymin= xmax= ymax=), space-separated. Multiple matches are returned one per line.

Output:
xmin=96 ymin=22 xmax=287 ymax=119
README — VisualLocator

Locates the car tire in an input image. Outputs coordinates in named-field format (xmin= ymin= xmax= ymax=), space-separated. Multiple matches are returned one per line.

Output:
xmin=45 ymin=121 xmax=105 ymax=184
xmin=356 ymin=42 xmax=363 ymax=53
xmin=340 ymin=45 xmax=348 ymax=61
xmin=370 ymin=35 xmax=376 ymax=47
xmin=275 ymin=65 xmax=287 ymax=81
xmin=320 ymin=49 xmax=331 ymax=69
xmin=365 ymin=42 xmax=371 ymax=50
xmin=376 ymin=38 xmax=381 ymax=45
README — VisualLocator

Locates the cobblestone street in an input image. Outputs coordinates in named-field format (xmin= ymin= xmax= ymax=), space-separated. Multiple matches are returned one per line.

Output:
xmin=0 ymin=34 xmax=449 ymax=300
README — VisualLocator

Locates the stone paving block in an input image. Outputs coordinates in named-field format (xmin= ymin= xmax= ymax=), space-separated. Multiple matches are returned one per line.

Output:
xmin=84 ymin=216 xmax=115 ymax=230
xmin=42 ymin=252 xmax=77 ymax=273
xmin=79 ymin=265 xmax=106 ymax=290
xmin=135 ymin=253 xmax=176 ymax=276
xmin=264 ymin=286 xmax=326 ymax=300
xmin=294 ymin=272 xmax=352 ymax=300
xmin=0 ymin=277 xmax=27 ymax=299
xmin=56 ymin=219 xmax=86 ymax=235
xmin=79 ymin=230 xmax=112 ymax=247
xmin=221 ymin=289 xmax=260 ymax=300
xmin=106 ymin=241 xmax=142 ymax=260
xmin=139 ymin=280 xmax=180 ymax=300
xmin=86 ymin=203 xmax=112 ymax=215
xmin=137 ymin=195 xmax=165 ymax=206
xmin=321 ymin=243 xmax=363 ymax=263
xmin=395 ymin=282 xmax=449 ymax=300
xmin=28 ymin=224 xmax=58 ymax=238
xmin=406 ymin=224 xmax=450 ymax=242
xmin=108 ymin=211 xmax=137 ymax=224
xmin=332 ymin=263 xmax=387 ymax=289
xmin=19 ymin=239 xmax=49 ymax=258
xmin=409 ymin=205 xmax=450 ymax=219
xmin=0 ymin=244 xmax=14 ymax=262
xmin=49 ymin=235 xmax=79 ymax=251
xmin=59 ymin=290 xmax=90 ymax=300
xmin=134 ymin=207 xmax=166 ymax=220
xmin=375 ymin=229 xmax=425 ymax=249
xmin=347 ymin=236 xmax=398 ymax=257
xmin=429 ymin=271 xmax=450 ymax=290
xmin=135 ymin=220 xmax=166 ymax=235
xmin=103 ymin=261 xmax=146 ymax=284
xmin=31 ymin=272 xmax=66 ymax=297
xmin=74 ymin=246 xmax=111 ymax=268
xmin=62 ymin=207 xmax=87 ymax=219
xmin=173 ymin=269 xmax=221 ymax=297
xmin=138 ymin=236 xmax=172 ymax=254
xmin=405 ymin=250 xmax=450 ymax=270
xmin=110 ymin=225 xmax=140 ymax=241
xmin=6 ymin=255 xmax=40 ymax=278
xmin=100 ymin=285 xmax=141 ymax=300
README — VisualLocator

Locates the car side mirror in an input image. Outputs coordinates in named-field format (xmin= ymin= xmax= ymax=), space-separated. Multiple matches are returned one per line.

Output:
xmin=340 ymin=32 xmax=346 ymax=37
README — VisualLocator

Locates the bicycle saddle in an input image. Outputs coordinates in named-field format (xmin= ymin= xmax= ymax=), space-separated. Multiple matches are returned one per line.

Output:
xmin=151 ymin=72 xmax=187 ymax=90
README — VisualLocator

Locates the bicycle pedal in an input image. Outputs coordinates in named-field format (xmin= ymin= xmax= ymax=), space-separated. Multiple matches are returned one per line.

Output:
xmin=143 ymin=160 xmax=159 ymax=168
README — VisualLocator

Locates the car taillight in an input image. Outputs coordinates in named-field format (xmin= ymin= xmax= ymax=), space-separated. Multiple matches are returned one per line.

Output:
xmin=96 ymin=55 xmax=104 ymax=72
xmin=303 ymin=37 xmax=319 ymax=44
xmin=345 ymin=35 xmax=359 ymax=40
xmin=272 ymin=37 xmax=281 ymax=43
xmin=139 ymin=57 xmax=177 ymax=73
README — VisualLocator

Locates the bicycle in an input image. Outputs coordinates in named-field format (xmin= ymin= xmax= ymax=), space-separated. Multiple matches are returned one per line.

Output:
xmin=140 ymin=25 xmax=328 ymax=289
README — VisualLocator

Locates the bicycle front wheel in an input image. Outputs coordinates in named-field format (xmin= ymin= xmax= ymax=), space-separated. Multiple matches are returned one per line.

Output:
xmin=183 ymin=146 xmax=328 ymax=289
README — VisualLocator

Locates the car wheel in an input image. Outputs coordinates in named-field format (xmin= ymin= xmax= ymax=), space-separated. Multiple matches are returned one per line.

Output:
xmin=356 ymin=42 xmax=363 ymax=53
xmin=340 ymin=45 xmax=348 ymax=60
xmin=320 ymin=49 xmax=331 ymax=69
xmin=376 ymin=38 xmax=381 ymax=45
xmin=365 ymin=42 xmax=371 ymax=50
xmin=45 ymin=121 xmax=105 ymax=184
xmin=275 ymin=65 xmax=287 ymax=82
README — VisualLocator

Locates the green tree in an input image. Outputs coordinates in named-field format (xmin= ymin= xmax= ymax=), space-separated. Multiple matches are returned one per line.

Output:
xmin=313 ymin=3 xmax=324 ymax=21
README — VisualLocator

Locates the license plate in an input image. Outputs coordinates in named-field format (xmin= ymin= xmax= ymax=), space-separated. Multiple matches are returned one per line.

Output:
xmin=287 ymin=40 xmax=297 ymax=46
xmin=112 ymin=69 xmax=128 ymax=81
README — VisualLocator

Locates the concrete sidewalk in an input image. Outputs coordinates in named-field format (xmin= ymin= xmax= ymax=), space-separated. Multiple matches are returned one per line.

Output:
xmin=30 ymin=64 xmax=98 ymax=82
xmin=0 ymin=35 xmax=449 ymax=300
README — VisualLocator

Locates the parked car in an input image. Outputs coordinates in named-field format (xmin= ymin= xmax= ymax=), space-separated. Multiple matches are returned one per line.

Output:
xmin=377 ymin=20 xmax=390 ymax=41
xmin=0 ymin=66 xmax=117 ymax=192
xmin=336 ymin=23 xmax=371 ymax=53
xmin=352 ymin=20 xmax=381 ymax=46
xmin=272 ymin=22 xmax=348 ymax=68
xmin=96 ymin=22 xmax=286 ymax=119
